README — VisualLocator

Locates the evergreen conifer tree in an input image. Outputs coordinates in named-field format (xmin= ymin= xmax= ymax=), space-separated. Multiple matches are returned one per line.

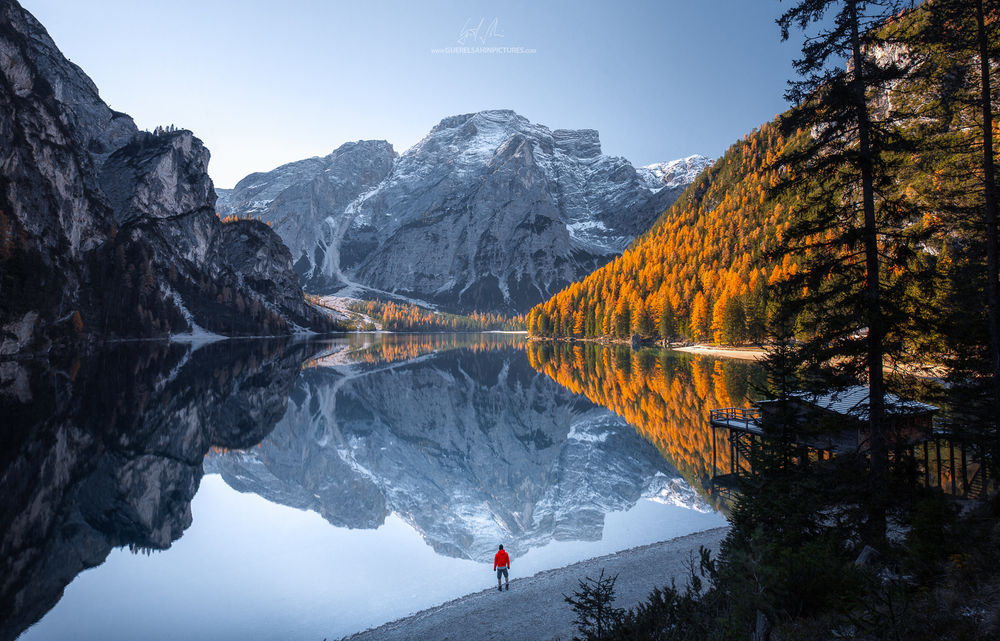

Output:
xmin=906 ymin=0 xmax=1000 ymax=453
xmin=775 ymin=0 xmax=919 ymax=542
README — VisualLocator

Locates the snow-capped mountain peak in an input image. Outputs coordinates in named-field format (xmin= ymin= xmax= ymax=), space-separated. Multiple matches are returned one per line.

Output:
xmin=638 ymin=154 xmax=713 ymax=193
xmin=219 ymin=110 xmax=711 ymax=313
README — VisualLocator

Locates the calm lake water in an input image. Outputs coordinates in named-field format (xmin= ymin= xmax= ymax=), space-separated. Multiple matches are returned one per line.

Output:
xmin=2 ymin=334 xmax=761 ymax=641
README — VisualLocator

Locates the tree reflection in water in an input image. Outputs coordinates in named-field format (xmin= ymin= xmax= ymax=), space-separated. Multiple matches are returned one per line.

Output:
xmin=525 ymin=342 xmax=765 ymax=510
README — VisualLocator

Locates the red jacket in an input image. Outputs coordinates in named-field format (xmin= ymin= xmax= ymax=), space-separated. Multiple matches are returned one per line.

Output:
xmin=494 ymin=549 xmax=510 ymax=570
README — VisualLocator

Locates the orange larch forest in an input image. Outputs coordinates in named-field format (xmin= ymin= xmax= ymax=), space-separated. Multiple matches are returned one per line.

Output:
xmin=527 ymin=121 xmax=806 ymax=345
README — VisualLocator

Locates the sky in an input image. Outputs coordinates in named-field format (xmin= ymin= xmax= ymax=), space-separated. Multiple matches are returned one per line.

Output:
xmin=21 ymin=0 xmax=804 ymax=188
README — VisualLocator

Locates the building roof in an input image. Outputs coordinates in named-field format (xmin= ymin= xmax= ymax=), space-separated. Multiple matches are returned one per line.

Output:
xmin=789 ymin=385 xmax=937 ymax=419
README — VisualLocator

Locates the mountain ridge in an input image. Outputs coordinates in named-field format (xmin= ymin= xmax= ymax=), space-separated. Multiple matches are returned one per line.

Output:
xmin=219 ymin=110 xmax=711 ymax=314
xmin=526 ymin=119 xmax=793 ymax=344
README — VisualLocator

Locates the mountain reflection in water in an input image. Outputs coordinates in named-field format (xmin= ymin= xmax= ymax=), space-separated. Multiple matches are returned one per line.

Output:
xmin=0 ymin=338 xmax=317 ymax=641
xmin=206 ymin=339 xmax=708 ymax=561
xmin=2 ymin=334 xmax=755 ymax=641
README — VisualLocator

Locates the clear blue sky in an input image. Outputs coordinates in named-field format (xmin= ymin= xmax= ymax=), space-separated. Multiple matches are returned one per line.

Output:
xmin=21 ymin=0 xmax=801 ymax=188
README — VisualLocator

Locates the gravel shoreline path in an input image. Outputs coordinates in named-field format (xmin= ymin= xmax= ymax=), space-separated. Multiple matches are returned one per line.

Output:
xmin=341 ymin=526 xmax=729 ymax=641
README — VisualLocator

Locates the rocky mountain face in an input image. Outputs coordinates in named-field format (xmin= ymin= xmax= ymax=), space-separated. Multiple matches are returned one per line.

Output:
xmin=629 ymin=155 xmax=715 ymax=238
xmin=218 ymin=111 xmax=711 ymax=313
xmin=205 ymin=345 xmax=710 ymax=561
xmin=0 ymin=1 xmax=335 ymax=355
xmin=0 ymin=338 xmax=320 ymax=641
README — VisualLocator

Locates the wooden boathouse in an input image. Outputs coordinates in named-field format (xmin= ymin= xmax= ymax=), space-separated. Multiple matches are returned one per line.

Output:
xmin=708 ymin=386 xmax=990 ymax=500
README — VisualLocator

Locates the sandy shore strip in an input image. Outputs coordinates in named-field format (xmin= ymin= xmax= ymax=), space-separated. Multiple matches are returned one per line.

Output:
xmin=340 ymin=526 xmax=729 ymax=641
xmin=671 ymin=345 xmax=947 ymax=380
xmin=673 ymin=344 xmax=766 ymax=361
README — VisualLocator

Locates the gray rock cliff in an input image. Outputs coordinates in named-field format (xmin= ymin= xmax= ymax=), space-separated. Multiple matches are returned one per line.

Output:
xmin=220 ymin=111 xmax=711 ymax=313
xmin=0 ymin=0 xmax=335 ymax=355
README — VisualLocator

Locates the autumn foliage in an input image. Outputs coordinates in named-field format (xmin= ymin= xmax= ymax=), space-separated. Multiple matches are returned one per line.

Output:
xmin=350 ymin=299 xmax=523 ymax=332
xmin=527 ymin=122 xmax=803 ymax=345
xmin=526 ymin=342 xmax=762 ymax=509
xmin=303 ymin=332 xmax=523 ymax=368
xmin=218 ymin=213 xmax=271 ymax=226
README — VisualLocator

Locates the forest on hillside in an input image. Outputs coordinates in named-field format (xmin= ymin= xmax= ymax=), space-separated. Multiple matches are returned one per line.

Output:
xmin=527 ymin=1 xmax=995 ymax=357
xmin=549 ymin=2 xmax=1000 ymax=640
xmin=528 ymin=122 xmax=788 ymax=345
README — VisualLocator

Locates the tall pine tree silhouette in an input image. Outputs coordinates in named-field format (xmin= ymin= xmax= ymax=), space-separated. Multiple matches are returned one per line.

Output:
xmin=910 ymin=0 xmax=1000 ymax=455
xmin=775 ymin=0 xmax=918 ymax=543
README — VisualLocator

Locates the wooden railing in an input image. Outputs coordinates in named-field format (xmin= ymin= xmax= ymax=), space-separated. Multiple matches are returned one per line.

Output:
xmin=710 ymin=407 xmax=762 ymax=423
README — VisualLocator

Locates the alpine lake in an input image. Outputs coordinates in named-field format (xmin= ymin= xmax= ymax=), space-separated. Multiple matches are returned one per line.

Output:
xmin=2 ymin=333 xmax=765 ymax=641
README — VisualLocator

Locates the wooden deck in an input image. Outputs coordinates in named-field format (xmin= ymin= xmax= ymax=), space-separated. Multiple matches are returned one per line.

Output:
xmin=708 ymin=405 xmax=996 ymax=500
xmin=708 ymin=407 xmax=764 ymax=435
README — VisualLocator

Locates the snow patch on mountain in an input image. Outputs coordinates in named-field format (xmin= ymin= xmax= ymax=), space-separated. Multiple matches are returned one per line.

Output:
xmin=220 ymin=111 xmax=710 ymax=313
xmin=638 ymin=154 xmax=714 ymax=193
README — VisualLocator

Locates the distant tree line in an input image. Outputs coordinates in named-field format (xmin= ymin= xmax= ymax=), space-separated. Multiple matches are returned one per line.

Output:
xmin=151 ymin=124 xmax=179 ymax=135
xmin=348 ymin=299 xmax=523 ymax=332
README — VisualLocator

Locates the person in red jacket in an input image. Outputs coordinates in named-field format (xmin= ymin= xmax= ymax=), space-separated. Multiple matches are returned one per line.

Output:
xmin=494 ymin=544 xmax=511 ymax=591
